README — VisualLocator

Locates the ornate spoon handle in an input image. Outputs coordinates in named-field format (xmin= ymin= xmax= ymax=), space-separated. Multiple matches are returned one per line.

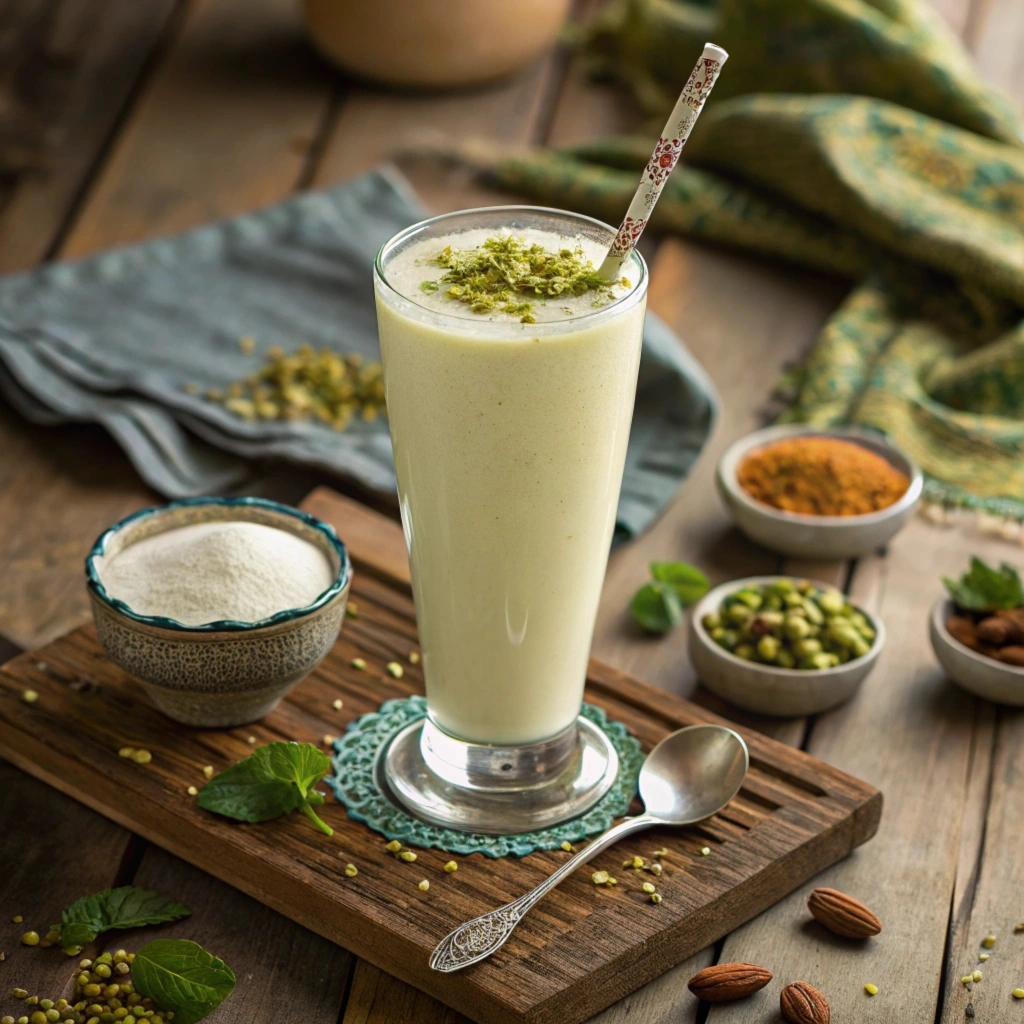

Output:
xmin=429 ymin=814 xmax=661 ymax=972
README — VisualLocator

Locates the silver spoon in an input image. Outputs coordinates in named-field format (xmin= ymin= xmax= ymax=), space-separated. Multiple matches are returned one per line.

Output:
xmin=429 ymin=723 xmax=750 ymax=972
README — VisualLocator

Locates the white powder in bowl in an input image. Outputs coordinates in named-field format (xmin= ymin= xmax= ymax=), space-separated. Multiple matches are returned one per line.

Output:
xmin=98 ymin=520 xmax=335 ymax=626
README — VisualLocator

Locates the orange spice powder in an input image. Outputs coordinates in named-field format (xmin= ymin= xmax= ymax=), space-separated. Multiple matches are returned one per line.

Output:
xmin=737 ymin=437 xmax=909 ymax=517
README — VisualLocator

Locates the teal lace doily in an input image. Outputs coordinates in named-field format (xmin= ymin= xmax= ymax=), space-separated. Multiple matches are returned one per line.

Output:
xmin=327 ymin=695 xmax=643 ymax=858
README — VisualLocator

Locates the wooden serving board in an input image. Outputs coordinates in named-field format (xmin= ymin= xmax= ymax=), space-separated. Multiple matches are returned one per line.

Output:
xmin=0 ymin=487 xmax=881 ymax=1024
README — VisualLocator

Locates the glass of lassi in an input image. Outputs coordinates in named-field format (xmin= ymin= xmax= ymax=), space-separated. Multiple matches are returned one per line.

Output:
xmin=374 ymin=207 xmax=647 ymax=833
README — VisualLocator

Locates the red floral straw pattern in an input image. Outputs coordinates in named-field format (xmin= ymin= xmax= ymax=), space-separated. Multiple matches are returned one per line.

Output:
xmin=599 ymin=44 xmax=728 ymax=278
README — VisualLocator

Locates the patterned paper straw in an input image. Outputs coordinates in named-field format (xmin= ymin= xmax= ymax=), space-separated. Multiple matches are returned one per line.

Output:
xmin=598 ymin=43 xmax=729 ymax=280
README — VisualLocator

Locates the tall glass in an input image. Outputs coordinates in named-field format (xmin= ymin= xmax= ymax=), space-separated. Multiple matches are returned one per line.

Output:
xmin=374 ymin=207 xmax=647 ymax=831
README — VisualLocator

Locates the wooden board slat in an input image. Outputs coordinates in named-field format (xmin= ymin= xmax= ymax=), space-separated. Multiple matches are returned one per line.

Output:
xmin=0 ymin=488 xmax=880 ymax=1024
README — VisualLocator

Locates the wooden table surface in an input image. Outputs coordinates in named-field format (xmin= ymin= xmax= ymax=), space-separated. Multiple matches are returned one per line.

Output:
xmin=1 ymin=1 xmax=1022 ymax=1022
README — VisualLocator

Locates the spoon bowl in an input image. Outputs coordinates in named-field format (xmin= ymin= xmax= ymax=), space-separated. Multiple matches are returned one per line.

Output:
xmin=639 ymin=724 xmax=749 ymax=824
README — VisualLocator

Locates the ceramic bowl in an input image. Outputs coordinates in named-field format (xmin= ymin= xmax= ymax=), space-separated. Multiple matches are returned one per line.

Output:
xmin=929 ymin=598 xmax=1024 ymax=706
xmin=716 ymin=424 xmax=923 ymax=559
xmin=86 ymin=497 xmax=351 ymax=727
xmin=688 ymin=576 xmax=885 ymax=716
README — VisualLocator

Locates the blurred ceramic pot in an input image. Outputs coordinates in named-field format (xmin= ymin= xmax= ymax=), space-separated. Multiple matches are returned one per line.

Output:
xmin=301 ymin=0 xmax=572 ymax=88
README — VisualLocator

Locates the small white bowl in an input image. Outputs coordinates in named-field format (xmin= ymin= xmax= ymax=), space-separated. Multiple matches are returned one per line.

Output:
xmin=716 ymin=424 xmax=923 ymax=559
xmin=929 ymin=598 xmax=1024 ymax=706
xmin=688 ymin=576 xmax=885 ymax=716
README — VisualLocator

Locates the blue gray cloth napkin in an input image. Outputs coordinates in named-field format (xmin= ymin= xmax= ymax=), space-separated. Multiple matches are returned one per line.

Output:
xmin=0 ymin=167 xmax=716 ymax=537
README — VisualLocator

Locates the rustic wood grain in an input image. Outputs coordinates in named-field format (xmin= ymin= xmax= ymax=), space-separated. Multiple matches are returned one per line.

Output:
xmin=0 ymin=760 xmax=129 ymax=1006
xmin=0 ymin=488 xmax=880 ymax=1024
xmin=343 ymin=960 xmax=469 ymax=1024
xmin=0 ymin=0 xmax=180 ymax=272
xmin=61 ymin=0 xmax=333 ymax=257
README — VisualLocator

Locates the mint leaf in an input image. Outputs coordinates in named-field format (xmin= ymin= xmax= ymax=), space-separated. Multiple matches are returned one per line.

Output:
xmin=197 ymin=741 xmax=333 ymax=835
xmin=650 ymin=562 xmax=709 ymax=606
xmin=631 ymin=582 xmax=684 ymax=634
xmin=57 ymin=887 xmax=190 ymax=948
xmin=133 ymin=939 xmax=235 ymax=1024
xmin=943 ymin=557 xmax=1024 ymax=612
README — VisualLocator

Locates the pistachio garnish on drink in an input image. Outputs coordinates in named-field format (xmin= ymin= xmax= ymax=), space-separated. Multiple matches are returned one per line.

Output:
xmin=704 ymin=578 xmax=875 ymax=669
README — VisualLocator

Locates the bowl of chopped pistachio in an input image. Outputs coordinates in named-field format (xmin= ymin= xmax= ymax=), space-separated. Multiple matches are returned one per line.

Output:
xmin=688 ymin=576 xmax=884 ymax=716
xmin=716 ymin=424 xmax=922 ymax=559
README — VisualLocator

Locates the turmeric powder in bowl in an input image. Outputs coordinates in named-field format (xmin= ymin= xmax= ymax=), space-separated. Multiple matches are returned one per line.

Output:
xmin=737 ymin=437 xmax=909 ymax=517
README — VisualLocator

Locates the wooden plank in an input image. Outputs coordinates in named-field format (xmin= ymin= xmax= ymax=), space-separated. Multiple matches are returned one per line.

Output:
xmin=0 ymin=0 xmax=180 ymax=273
xmin=61 ymin=0 xmax=334 ymax=257
xmin=702 ymin=520 xmax=983 ymax=1023
xmin=344 ymin=961 xmax=469 ymax=1024
xmin=0 ymin=486 xmax=881 ymax=1024
xmin=122 ymin=844 xmax=354 ymax=1021
xmin=0 ymin=760 xmax=129 ymax=1001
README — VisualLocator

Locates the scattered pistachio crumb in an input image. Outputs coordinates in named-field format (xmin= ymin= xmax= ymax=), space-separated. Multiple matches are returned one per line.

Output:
xmin=344 ymin=863 xmax=358 ymax=878
xmin=11 ymin=991 xmax=27 ymax=1000
xmin=443 ymin=861 xmax=458 ymax=873
xmin=409 ymin=651 xmax=421 ymax=664
xmin=628 ymin=856 xmax=644 ymax=869
xmin=591 ymin=871 xmax=610 ymax=885
xmin=399 ymin=850 xmax=418 ymax=863
xmin=961 ymin=976 xmax=973 ymax=986
xmin=979 ymin=953 xmax=990 ymax=962
xmin=332 ymin=699 xmax=344 ymax=710
xmin=386 ymin=840 xmax=402 ymax=853
xmin=650 ymin=863 xmax=663 ymax=876
xmin=982 ymin=935 xmax=996 ymax=949
xmin=347 ymin=603 xmax=359 ymax=618
xmin=186 ymin=785 xmax=198 ymax=797
xmin=864 ymin=983 xmax=878 ymax=996
xmin=351 ymin=658 xmax=367 ymax=670
xmin=12 ymin=915 xmax=22 ymax=923
xmin=973 ymin=970 xmax=983 ymax=982
xmin=1015 ymin=922 xmax=1024 ymax=933
xmin=21 ymin=690 xmax=38 ymax=704
xmin=118 ymin=746 xmax=134 ymax=758
xmin=203 ymin=765 xmax=215 ymax=778
xmin=700 ymin=847 xmax=710 ymax=856
xmin=247 ymin=736 xmax=257 ymax=745
xmin=641 ymin=882 xmax=656 ymax=894
xmin=386 ymin=661 xmax=404 ymax=679
xmin=322 ymin=734 xmax=335 ymax=746
xmin=560 ymin=842 xmax=574 ymax=853
xmin=21 ymin=932 xmax=39 ymax=946
xmin=650 ymin=893 xmax=662 ymax=904
xmin=418 ymin=879 xmax=430 ymax=891
xmin=1013 ymin=989 xmax=1024 ymax=999
xmin=130 ymin=749 xmax=152 ymax=765
xmin=653 ymin=848 xmax=668 ymax=858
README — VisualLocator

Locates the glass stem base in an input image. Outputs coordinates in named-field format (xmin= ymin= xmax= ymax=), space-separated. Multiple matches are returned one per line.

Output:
xmin=381 ymin=716 xmax=619 ymax=835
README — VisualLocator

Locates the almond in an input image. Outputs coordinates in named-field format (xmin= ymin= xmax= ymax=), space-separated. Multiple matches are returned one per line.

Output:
xmin=780 ymin=981 xmax=830 ymax=1024
xmin=687 ymin=962 xmax=772 ymax=1002
xmin=807 ymin=887 xmax=882 ymax=938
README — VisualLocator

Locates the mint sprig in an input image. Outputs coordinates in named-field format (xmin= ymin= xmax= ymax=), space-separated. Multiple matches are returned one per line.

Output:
xmin=631 ymin=561 xmax=709 ymax=634
xmin=943 ymin=556 xmax=1024 ymax=612
xmin=196 ymin=741 xmax=333 ymax=835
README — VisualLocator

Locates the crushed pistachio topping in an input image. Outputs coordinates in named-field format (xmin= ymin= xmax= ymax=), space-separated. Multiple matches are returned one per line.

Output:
xmin=197 ymin=342 xmax=385 ymax=431
xmin=344 ymin=863 xmax=358 ymax=877
xmin=399 ymin=850 xmax=418 ymax=863
xmin=385 ymin=840 xmax=402 ymax=853
xmin=591 ymin=871 xmax=616 ymax=887
xmin=560 ymin=842 xmax=575 ymax=853
xmin=417 ymin=880 xmax=430 ymax=891
xmin=443 ymin=861 xmax=458 ymax=873
xmin=421 ymin=236 xmax=627 ymax=324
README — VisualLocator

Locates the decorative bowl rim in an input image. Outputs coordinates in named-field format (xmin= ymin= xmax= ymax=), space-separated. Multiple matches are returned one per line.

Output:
xmin=930 ymin=596 xmax=1024 ymax=679
xmin=717 ymin=423 xmax=924 ymax=527
xmin=85 ymin=496 xmax=351 ymax=634
xmin=690 ymin=574 xmax=885 ymax=680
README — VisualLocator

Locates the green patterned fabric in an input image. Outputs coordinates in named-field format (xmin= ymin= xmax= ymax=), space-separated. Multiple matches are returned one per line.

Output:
xmin=484 ymin=0 xmax=1024 ymax=514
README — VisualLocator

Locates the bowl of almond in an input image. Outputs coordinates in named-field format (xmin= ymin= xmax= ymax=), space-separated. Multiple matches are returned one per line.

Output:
xmin=930 ymin=556 xmax=1024 ymax=706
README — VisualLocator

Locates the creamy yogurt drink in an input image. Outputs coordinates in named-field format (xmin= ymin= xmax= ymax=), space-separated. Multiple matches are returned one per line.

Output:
xmin=374 ymin=208 xmax=647 ymax=746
